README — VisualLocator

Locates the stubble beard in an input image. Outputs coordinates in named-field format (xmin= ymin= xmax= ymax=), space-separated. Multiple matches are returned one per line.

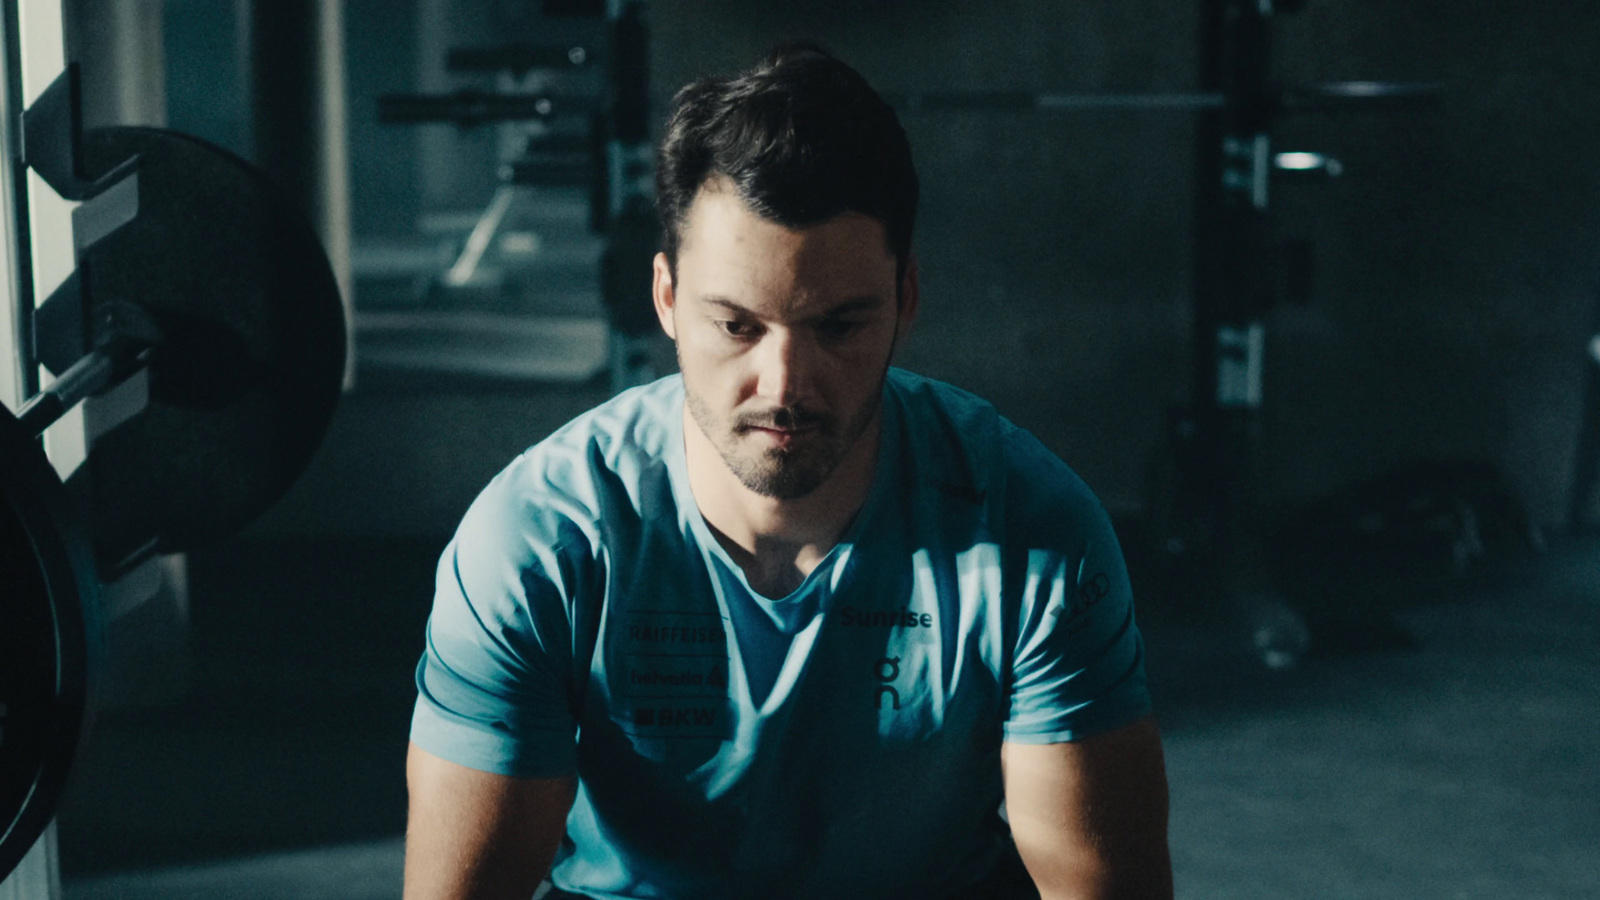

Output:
xmin=683 ymin=369 xmax=888 ymax=501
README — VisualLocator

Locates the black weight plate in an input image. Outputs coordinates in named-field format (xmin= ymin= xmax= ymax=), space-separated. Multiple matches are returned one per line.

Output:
xmin=65 ymin=127 xmax=346 ymax=572
xmin=0 ymin=407 xmax=99 ymax=880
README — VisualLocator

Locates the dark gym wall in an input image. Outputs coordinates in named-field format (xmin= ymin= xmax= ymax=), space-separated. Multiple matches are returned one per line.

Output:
xmin=1263 ymin=1 xmax=1600 ymax=527
xmin=653 ymin=0 xmax=1600 ymax=527
xmin=648 ymin=1 xmax=1202 ymax=516
xmin=344 ymin=0 xmax=422 ymax=237
xmin=163 ymin=0 xmax=249 ymax=160
xmin=160 ymin=0 xmax=1600 ymax=534
xmin=163 ymin=0 xmax=427 ymax=239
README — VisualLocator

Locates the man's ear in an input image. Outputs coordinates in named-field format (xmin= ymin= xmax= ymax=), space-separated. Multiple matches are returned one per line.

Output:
xmin=896 ymin=251 xmax=920 ymax=339
xmin=652 ymin=252 xmax=678 ymax=341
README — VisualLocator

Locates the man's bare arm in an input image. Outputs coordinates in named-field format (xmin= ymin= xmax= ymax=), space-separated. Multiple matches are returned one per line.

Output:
xmin=1002 ymin=717 xmax=1173 ymax=900
xmin=404 ymin=742 xmax=577 ymax=900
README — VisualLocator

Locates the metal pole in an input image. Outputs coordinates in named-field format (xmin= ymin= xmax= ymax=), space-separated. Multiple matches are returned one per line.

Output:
xmin=604 ymin=0 xmax=656 ymax=394
xmin=245 ymin=0 xmax=355 ymax=388
xmin=2 ymin=0 xmax=35 ymax=407
xmin=0 ymin=0 xmax=59 ymax=891
xmin=63 ymin=0 xmax=165 ymax=129
xmin=1185 ymin=0 xmax=1310 ymax=667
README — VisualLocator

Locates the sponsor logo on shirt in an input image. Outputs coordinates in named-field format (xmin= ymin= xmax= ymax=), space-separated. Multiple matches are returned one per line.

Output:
xmin=612 ymin=610 xmax=734 ymax=740
xmin=1048 ymin=572 xmax=1110 ymax=635
xmin=632 ymin=706 xmax=719 ymax=728
xmin=875 ymin=656 xmax=902 ymax=711
xmin=627 ymin=663 xmax=728 ymax=689
xmin=837 ymin=605 xmax=933 ymax=628
xmin=627 ymin=624 xmax=725 ymax=644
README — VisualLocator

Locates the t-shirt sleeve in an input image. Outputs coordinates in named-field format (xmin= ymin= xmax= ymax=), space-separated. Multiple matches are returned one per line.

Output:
xmin=1002 ymin=437 xmax=1152 ymax=744
xmin=409 ymin=470 xmax=587 ymax=778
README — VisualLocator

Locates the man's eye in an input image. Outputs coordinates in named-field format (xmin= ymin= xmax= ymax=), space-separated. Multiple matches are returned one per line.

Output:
xmin=817 ymin=320 xmax=862 ymax=340
xmin=718 ymin=320 xmax=757 ymax=338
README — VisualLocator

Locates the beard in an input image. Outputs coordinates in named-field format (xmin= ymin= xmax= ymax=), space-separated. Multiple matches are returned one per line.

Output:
xmin=683 ymin=372 xmax=886 ymax=501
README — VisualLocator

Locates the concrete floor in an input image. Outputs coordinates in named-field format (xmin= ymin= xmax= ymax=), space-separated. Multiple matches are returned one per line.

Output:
xmin=51 ymin=529 xmax=1599 ymax=899
xmin=1157 ymin=543 xmax=1599 ymax=899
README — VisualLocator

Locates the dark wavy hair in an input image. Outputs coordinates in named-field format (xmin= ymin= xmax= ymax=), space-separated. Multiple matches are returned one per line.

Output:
xmin=655 ymin=41 xmax=919 ymax=289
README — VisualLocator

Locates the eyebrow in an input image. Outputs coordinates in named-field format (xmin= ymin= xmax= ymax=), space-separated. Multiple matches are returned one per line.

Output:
xmin=698 ymin=295 xmax=885 ymax=318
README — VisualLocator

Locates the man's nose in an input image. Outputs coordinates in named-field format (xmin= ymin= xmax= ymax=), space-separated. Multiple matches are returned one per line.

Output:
xmin=754 ymin=328 xmax=811 ymax=407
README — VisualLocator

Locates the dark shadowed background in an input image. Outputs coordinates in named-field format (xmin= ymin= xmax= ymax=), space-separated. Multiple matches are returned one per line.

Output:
xmin=25 ymin=1 xmax=1598 ymax=897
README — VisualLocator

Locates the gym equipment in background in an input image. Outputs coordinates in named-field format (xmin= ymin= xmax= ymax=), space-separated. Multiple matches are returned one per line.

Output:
xmin=1165 ymin=0 xmax=1440 ymax=667
xmin=0 ymin=399 xmax=98 ymax=888
xmin=0 ymin=64 xmax=347 ymax=882
xmin=375 ymin=1 xmax=656 ymax=391
xmin=32 ymin=122 xmax=347 ymax=577
xmin=377 ymin=1 xmax=1455 ymax=667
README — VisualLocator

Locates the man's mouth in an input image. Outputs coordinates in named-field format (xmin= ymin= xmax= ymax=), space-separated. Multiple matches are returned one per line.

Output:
xmin=738 ymin=411 xmax=824 ymax=435
xmin=743 ymin=422 xmax=819 ymax=446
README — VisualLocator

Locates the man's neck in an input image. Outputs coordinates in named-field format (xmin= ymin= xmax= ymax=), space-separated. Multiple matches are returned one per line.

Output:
xmin=683 ymin=407 xmax=881 ymax=599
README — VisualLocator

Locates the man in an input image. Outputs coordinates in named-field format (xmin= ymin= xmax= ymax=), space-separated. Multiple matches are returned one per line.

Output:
xmin=405 ymin=43 xmax=1172 ymax=900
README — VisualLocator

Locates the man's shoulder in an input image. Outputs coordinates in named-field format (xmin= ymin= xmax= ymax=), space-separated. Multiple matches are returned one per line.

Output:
xmin=461 ymin=376 xmax=682 ymax=547
xmin=886 ymin=367 xmax=1006 ymax=493
xmin=887 ymin=367 xmax=1001 ymax=433
xmin=522 ymin=374 xmax=681 ymax=483
xmin=887 ymin=369 xmax=1105 ymax=543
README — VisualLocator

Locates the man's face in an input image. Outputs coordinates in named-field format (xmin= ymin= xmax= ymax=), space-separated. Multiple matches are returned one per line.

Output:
xmin=653 ymin=180 xmax=917 ymax=500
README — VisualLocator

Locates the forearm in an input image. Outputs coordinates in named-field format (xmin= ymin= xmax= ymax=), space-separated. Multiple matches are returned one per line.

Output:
xmin=1022 ymin=859 xmax=1172 ymax=900
xmin=1012 ymin=816 xmax=1173 ymax=900
xmin=403 ymin=742 xmax=576 ymax=900
xmin=1004 ymin=719 xmax=1174 ymax=900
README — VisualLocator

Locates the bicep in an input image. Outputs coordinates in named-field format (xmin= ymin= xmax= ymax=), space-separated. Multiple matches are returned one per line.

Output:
xmin=404 ymin=742 xmax=577 ymax=900
xmin=1006 ymin=490 xmax=1151 ymax=743
xmin=411 ymin=517 xmax=582 ymax=778
xmin=1002 ymin=718 xmax=1173 ymax=900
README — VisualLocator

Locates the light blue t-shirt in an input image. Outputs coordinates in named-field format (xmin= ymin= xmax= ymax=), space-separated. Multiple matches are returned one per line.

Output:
xmin=411 ymin=369 xmax=1150 ymax=900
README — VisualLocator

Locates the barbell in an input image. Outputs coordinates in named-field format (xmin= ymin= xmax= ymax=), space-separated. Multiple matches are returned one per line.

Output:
xmin=377 ymin=80 xmax=1437 ymax=131
xmin=0 ymin=67 xmax=347 ymax=879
